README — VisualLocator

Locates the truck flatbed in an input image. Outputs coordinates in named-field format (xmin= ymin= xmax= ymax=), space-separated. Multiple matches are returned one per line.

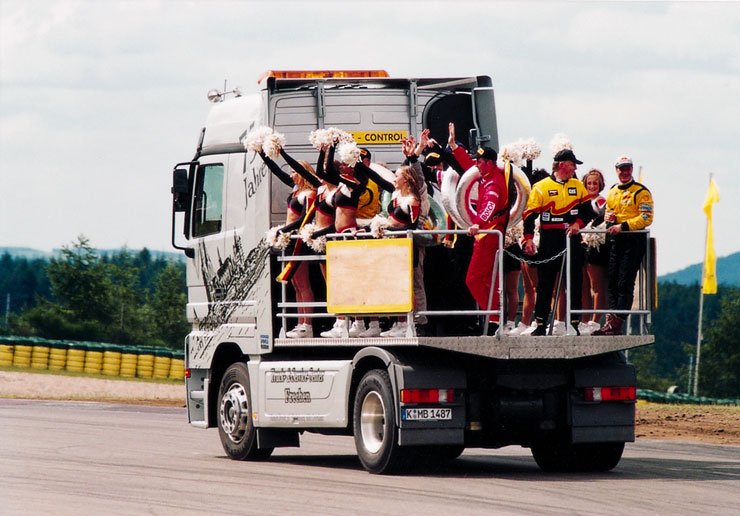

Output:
xmin=274 ymin=334 xmax=654 ymax=360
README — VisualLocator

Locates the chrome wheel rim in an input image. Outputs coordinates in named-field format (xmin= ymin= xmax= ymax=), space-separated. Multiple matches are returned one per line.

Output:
xmin=360 ymin=391 xmax=386 ymax=454
xmin=219 ymin=383 xmax=249 ymax=443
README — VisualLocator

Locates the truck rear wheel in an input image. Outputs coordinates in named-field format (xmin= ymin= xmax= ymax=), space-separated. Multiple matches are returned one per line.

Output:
xmin=217 ymin=362 xmax=273 ymax=461
xmin=532 ymin=440 xmax=624 ymax=472
xmin=353 ymin=369 xmax=409 ymax=474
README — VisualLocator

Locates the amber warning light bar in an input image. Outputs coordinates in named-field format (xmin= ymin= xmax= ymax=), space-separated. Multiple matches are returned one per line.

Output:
xmin=258 ymin=70 xmax=389 ymax=83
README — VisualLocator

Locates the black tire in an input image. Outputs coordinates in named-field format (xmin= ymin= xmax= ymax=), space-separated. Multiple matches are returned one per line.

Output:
xmin=532 ymin=440 xmax=624 ymax=472
xmin=217 ymin=362 xmax=273 ymax=461
xmin=353 ymin=369 xmax=409 ymax=474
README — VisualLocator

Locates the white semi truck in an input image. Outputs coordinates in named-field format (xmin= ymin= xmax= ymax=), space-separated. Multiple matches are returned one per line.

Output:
xmin=171 ymin=70 xmax=655 ymax=474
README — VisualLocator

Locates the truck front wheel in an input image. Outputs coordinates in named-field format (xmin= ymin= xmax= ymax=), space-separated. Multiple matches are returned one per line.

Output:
xmin=532 ymin=440 xmax=624 ymax=472
xmin=217 ymin=362 xmax=273 ymax=461
xmin=353 ymin=369 xmax=409 ymax=474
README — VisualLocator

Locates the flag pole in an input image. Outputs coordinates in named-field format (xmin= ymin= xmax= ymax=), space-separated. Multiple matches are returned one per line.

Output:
xmin=693 ymin=286 xmax=704 ymax=396
xmin=693 ymin=172 xmax=713 ymax=396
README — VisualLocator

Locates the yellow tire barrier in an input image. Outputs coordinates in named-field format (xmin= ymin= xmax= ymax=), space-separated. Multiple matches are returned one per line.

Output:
xmin=83 ymin=344 xmax=103 ymax=375
xmin=31 ymin=344 xmax=50 ymax=370
xmin=48 ymin=342 xmax=68 ymax=371
xmin=12 ymin=344 xmax=33 ymax=368
xmin=137 ymin=350 xmax=155 ymax=379
xmin=169 ymin=357 xmax=185 ymax=380
xmin=153 ymin=351 xmax=172 ymax=380
xmin=102 ymin=346 xmax=122 ymax=377
xmin=120 ymin=352 xmax=138 ymax=378
xmin=66 ymin=344 xmax=87 ymax=372
xmin=0 ymin=344 xmax=13 ymax=367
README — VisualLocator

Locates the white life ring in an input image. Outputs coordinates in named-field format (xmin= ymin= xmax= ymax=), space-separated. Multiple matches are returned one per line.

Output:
xmin=453 ymin=161 xmax=531 ymax=230
xmin=368 ymin=162 xmax=396 ymax=185
xmin=440 ymin=168 xmax=467 ymax=228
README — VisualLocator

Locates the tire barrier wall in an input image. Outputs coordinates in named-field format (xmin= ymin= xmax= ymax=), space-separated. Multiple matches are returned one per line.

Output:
xmin=0 ymin=336 xmax=184 ymax=381
xmin=637 ymin=389 xmax=740 ymax=406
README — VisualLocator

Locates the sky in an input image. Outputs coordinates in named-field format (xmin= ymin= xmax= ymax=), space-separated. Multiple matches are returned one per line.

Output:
xmin=1 ymin=0 xmax=738 ymax=275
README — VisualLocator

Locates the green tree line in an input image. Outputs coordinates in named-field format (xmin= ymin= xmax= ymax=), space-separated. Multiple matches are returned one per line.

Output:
xmin=1 ymin=236 xmax=188 ymax=349
xmin=1 ymin=237 xmax=738 ymax=396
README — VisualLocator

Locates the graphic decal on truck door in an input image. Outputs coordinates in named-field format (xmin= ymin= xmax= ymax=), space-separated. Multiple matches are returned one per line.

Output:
xmin=194 ymin=235 xmax=269 ymax=334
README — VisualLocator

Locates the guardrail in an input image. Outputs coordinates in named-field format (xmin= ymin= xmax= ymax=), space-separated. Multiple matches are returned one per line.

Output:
xmin=0 ymin=336 xmax=184 ymax=380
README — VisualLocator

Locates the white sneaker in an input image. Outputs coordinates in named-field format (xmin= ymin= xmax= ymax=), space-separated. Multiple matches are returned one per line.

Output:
xmin=285 ymin=323 xmax=313 ymax=338
xmin=508 ymin=321 xmax=530 ymax=336
xmin=520 ymin=322 xmax=537 ymax=336
xmin=552 ymin=320 xmax=566 ymax=336
xmin=320 ymin=319 xmax=349 ymax=338
xmin=380 ymin=322 xmax=398 ymax=337
xmin=359 ymin=321 xmax=382 ymax=338
xmin=503 ymin=320 xmax=516 ymax=335
xmin=586 ymin=321 xmax=601 ymax=334
xmin=578 ymin=322 xmax=591 ymax=335
xmin=348 ymin=319 xmax=366 ymax=337
xmin=382 ymin=321 xmax=412 ymax=338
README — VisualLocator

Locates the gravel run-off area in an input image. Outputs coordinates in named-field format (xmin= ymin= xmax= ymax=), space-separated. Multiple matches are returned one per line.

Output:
xmin=1 ymin=370 xmax=738 ymax=446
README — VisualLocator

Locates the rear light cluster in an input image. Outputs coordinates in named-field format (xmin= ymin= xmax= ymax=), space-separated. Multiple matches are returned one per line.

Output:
xmin=400 ymin=388 xmax=455 ymax=404
xmin=583 ymin=386 xmax=636 ymax=402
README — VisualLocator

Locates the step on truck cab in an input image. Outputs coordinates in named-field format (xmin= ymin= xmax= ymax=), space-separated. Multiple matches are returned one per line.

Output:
xmin=170 ymin=70 xmax=655 ymax=473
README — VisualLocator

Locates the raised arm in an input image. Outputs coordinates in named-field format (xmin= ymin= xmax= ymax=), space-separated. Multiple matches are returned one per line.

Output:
xmin=258 ymin=151 xmax=293 ymax=186
xmin=354 ymin=161 xmax=394 ymax=192
xmin=279 ymin=148 xmax=321 ymax=188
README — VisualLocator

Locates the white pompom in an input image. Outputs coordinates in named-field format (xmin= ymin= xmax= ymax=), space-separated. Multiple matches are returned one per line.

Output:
xmin=263 ymin=131 xmax=286 ymax=159
xmin=520 ymin=138 xmax=541 ymax=161
xmin=242 ymin=126 xmax=274 ymax=152
xmin=326 ymin=127 xmax=354 ymax=144
xmin=309 ymin=129 xmax=332 ymax=150
xmin=300 ymin=223 xmax=326 ymax=253
xmin=500 ymin=142 xmax=525 ymax=167
xmin=582 ymin=221 xmax=607 ymax=249
xmin=369 ymin=215 xmax=390 ymax=238
xmin=337 ymin=141 xmax=361 ymax=166
xmin=549 ymin=133 xmax=573 ymax=154
xmin=265 ymin=226 xmax=292 ymax=250
xmin=505 ymin=221 xmax=523 ymax=247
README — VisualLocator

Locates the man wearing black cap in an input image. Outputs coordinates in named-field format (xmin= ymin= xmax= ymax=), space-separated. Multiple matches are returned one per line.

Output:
xmin=522 ymin=148 xmax=595 ymax=336
xmin=449 ymin=127 xmax=510 ymax=335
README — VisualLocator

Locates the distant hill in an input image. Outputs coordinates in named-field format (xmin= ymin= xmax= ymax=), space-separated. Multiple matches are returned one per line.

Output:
xmin=0 ymin=246 xmax=185 ymax=263
xmin=659 ymin=252 xmax=740 ymax=286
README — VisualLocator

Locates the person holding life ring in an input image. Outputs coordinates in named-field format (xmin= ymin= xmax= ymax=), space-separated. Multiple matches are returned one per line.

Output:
xmin=448 ymin=123 xmax=510 ymax=335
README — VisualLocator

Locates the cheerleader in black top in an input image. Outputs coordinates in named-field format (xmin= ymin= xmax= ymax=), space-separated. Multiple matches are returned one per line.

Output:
xmin=257 ymin=148 xmax=320 ymax=339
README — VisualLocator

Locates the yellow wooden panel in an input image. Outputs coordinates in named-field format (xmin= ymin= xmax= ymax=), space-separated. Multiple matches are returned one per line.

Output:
xmin=326 ymin=238 xmax=413 ymax=314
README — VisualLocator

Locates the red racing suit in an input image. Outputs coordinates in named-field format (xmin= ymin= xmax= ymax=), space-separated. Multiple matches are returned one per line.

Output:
xmin=452 ymin=147 xmax=509 ymax=323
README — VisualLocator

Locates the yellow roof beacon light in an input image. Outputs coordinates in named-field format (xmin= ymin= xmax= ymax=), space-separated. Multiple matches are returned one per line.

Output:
xmin=258 ymin=70 xmax=389 ymax=83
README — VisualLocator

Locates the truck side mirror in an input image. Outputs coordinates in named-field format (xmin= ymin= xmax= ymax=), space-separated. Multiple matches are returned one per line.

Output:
xmin=172 ymin=168 xmax=189 ymax=212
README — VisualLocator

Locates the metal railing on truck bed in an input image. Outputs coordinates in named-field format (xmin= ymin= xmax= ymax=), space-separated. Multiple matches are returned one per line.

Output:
xmin=273 ymin=228 xmax=655 ymax=360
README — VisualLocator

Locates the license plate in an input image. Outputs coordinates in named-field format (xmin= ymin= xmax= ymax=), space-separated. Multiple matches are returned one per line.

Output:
xmin=401 ymin=407 xmax=452 ymax=421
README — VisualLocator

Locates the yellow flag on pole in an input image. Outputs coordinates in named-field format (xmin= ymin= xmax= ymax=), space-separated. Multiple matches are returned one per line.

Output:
xmin=701 ymin=178 xmax=720 ymax=294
